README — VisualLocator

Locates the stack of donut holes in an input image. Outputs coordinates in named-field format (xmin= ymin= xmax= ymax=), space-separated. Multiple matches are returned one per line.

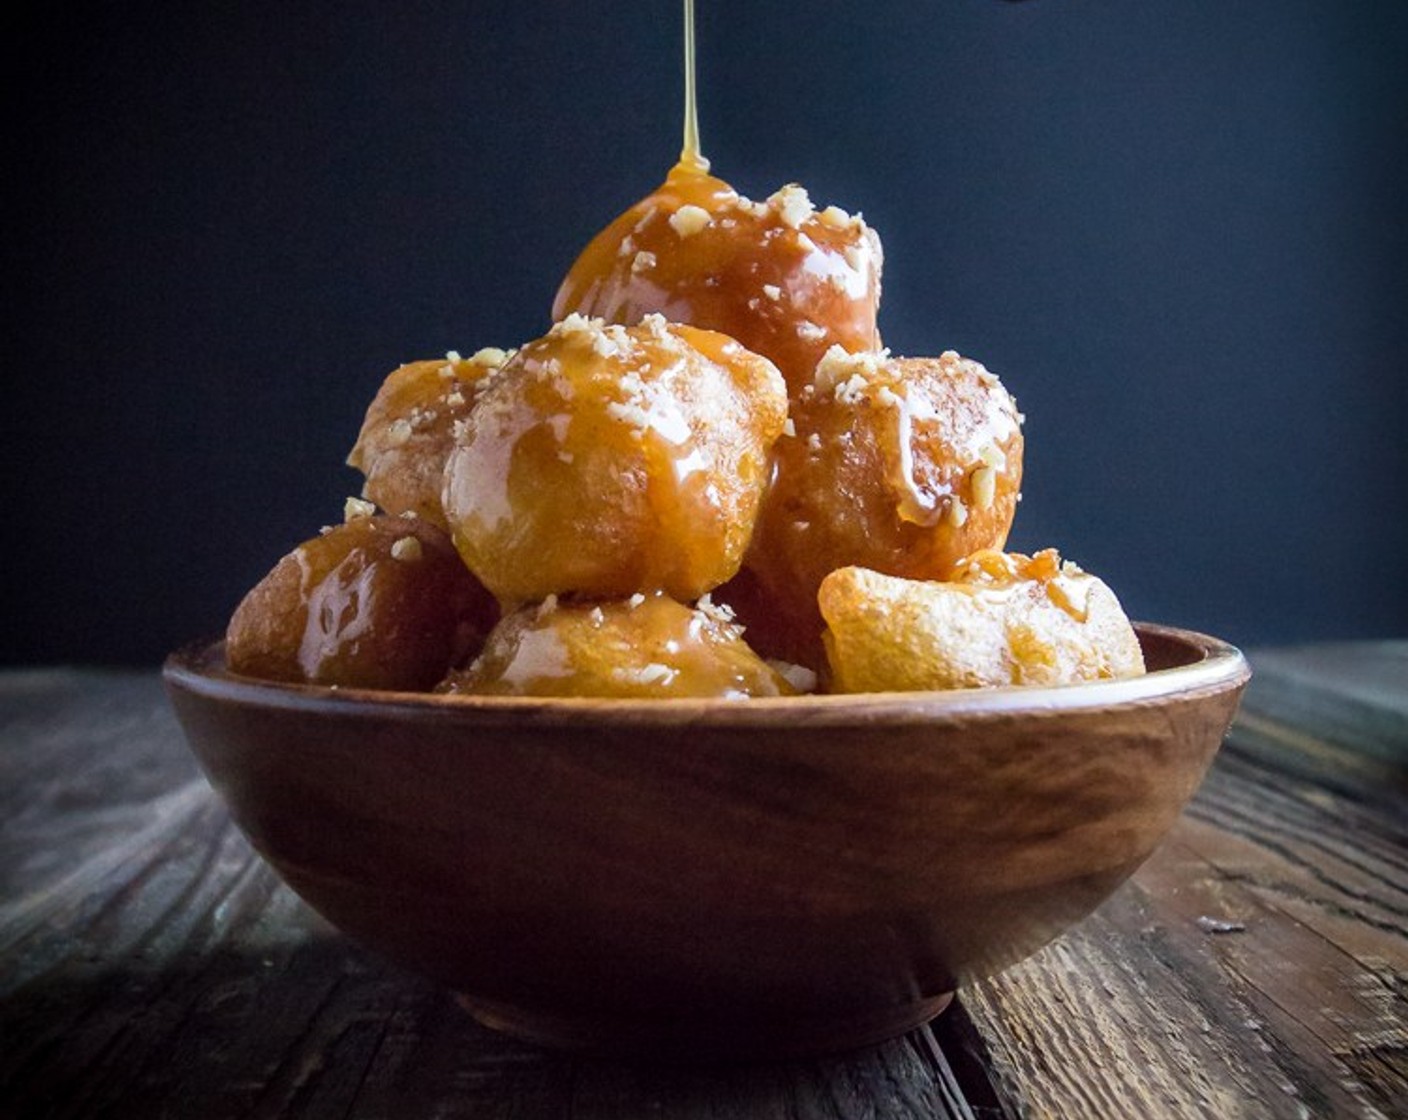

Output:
xmin=227 ymin=164 xmax=1144 ymax=697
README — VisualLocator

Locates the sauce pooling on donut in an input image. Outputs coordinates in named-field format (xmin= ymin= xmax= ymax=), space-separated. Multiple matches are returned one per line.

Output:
xmin=441 ymin=314 xmax=787 ymax=606
xmin=440 ymin=591 xmax=798 ymax=699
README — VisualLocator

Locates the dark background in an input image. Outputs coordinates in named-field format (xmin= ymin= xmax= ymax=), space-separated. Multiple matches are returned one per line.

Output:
xmin=6 ymin=0 xmax=1406 ymax=666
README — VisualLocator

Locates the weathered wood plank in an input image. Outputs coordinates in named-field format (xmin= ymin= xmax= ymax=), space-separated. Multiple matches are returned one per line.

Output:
xmin=4 ymin=648 xmax=1404 ymax=1119
xmin=566 ymin=1031 xmax=971 ymax=1120
xmin=0 ymin=670 xmax=967 ymax=1119
xmin=1238 ymin=643 xmax=1408 ymax=767
xmin=1225 ymin=644 xmax=1408 ymax=815
xmin=963 ymin=855 xmax=1397 ymax=1116
xmin=959 ymin=645 xmax=1408 ymax=1120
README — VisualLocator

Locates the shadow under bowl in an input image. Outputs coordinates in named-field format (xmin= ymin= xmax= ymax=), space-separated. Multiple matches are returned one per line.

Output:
xmin=164 ymin=622 xmax=1248 ymax=1059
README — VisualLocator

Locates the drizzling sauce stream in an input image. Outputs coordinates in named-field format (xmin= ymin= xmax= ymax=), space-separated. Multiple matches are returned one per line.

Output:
xmin=680 ymin=0 xmax=708 ymax=172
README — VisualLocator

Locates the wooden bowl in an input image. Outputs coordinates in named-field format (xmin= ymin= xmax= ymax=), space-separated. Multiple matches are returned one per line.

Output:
xmin=164 ymin=622 xmax=1247 ymax=1058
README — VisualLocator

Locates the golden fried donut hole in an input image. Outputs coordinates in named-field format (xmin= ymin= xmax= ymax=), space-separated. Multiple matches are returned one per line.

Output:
xmin=819 ymin=551 xmax=1146 ymax=693
xmin=346 ymin=348 xmax=510 ymax=529
xmin=741 ymin=348 xmax=1024 ymax=666
xmin=226 ymin=511 xmax=497 ymax=691
xmin=439 ymin=591 xmax=795 ymax=699
xmin=552 ymin=160 xmax=883 ymax=396
xmin=442 ymin=314 xmax=787 ymax=606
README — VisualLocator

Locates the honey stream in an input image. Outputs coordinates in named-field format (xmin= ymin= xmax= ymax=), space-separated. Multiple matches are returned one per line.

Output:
xmin=680 ymin=0 xmax=708 ymax=172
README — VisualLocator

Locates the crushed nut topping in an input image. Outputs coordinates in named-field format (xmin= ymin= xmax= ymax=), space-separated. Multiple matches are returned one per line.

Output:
xmin=470 ymin=347 xmax=509 ymax=368
xmin=639 ymin=312 xmax=671 ymax=339
xmin=767 ymin=184 xmax=814 ymax=229
xmin=978 ymin=443 xmax=1006 ymax=470
xmin=768 ymin=659 xmax=819 ymax=693
xmin=695 ymin=593 xmax=736 ymax=625
xmin=834 ymin=374 xmax=871 ymax=405
xmin=343 ymin=496 xmax=377 ymax=522
xmin=668 ymin=204 xmax=711 ymax=238
xmin=971 ymin=466 xmax=997 ymax=511
xmin=813 ymin=345 xmax=889 ymax=393
xmin=551 ymin=312 xmax=601 ymax=339
xmin=390 ymin=536 xmax=423 ymax=562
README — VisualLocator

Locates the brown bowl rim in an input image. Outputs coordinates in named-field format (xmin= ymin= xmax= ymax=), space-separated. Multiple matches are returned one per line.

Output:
xmin=163 ymin=622 xmax=1248 ymax=729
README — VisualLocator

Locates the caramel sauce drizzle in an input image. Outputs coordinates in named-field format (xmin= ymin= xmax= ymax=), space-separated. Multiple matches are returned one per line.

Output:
xmin=680 ymin=0 xmax=709 ymax=172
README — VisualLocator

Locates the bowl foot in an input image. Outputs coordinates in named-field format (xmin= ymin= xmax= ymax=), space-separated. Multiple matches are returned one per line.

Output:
xmin=455 ymin=991 xmax=955 ymax=1060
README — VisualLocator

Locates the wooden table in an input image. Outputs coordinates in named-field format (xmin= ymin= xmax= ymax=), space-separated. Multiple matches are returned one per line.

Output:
xmin=3 ymin=645 xmax=1404 ymax=1118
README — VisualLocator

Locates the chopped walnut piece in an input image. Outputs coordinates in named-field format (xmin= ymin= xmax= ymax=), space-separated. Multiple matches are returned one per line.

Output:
xmin=390 ymin=536 xmax=423 ymax=562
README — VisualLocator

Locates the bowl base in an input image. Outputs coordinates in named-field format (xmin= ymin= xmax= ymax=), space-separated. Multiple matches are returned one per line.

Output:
xmin=455 ymin=991 xmax=955 ymax=1060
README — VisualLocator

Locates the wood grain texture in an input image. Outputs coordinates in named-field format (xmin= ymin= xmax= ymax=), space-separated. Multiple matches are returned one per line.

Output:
xmin=0 ymin=670 xmax=967 ymax=1119
xmin=1238 ymin=642 xmax=1407 ymax=768
xmin=960 ymin=648 xmax=1408 ymax=1120
xmin=2 ymin=645 xmax=1403 ymax=1118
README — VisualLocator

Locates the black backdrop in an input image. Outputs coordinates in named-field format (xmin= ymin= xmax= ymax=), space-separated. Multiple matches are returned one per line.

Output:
xmin=6 ymin=0 xmax=1406 ymax=666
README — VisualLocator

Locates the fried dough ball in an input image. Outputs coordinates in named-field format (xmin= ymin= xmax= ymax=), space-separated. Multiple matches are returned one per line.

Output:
xmin=818 ymin=551 xmax=1146 ymax=694
xmin=346 ymin=348 xmax=510 ymax=529
xmin=743 ymin=348 xmax=1024 ymax=665
xmin=442 ymin=313 xmax=787 ymax=606
xmin=552 ymin=160 xmax=883 ymax=395
xmin=439 ymin=591 xmax=795 ymax=699
xmin=226 ymin=509 xmax=497 ymax=691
